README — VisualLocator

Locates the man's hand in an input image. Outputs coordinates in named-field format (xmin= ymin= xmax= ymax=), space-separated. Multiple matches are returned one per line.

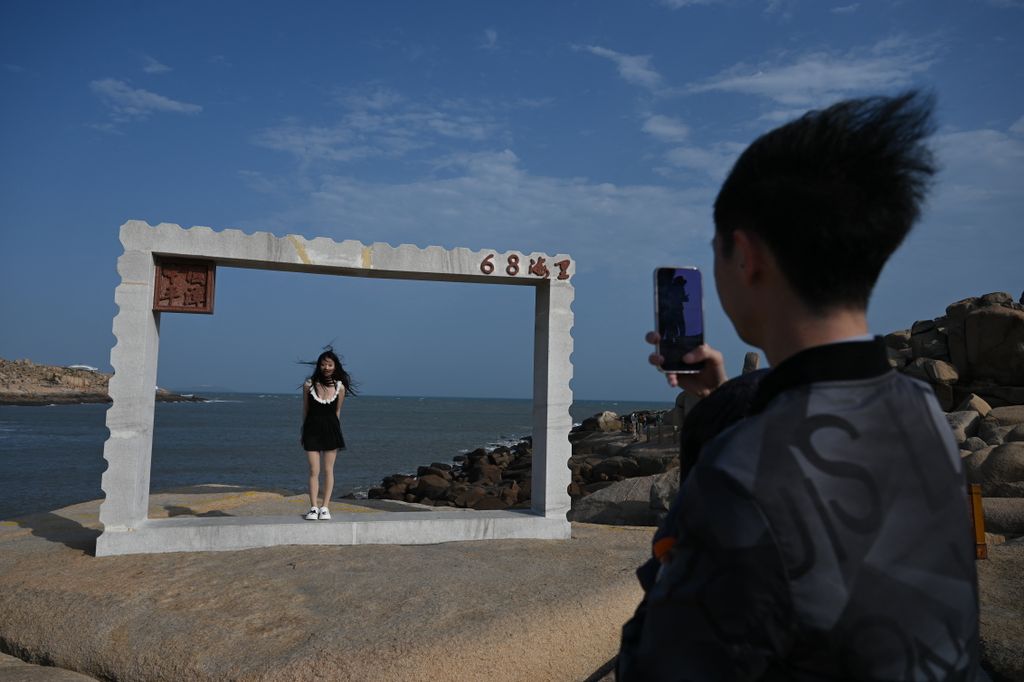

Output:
xmin=646 ymin=331 xmax=728 ymax=397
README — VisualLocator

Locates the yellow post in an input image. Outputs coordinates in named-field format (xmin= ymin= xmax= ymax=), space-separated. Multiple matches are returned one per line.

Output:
xmin=969 ymin=483 xmax=986 ymax=560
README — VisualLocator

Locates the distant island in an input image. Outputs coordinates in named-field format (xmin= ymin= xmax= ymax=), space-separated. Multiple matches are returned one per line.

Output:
xmin=0 ymin=357 xmax=205 ymax=406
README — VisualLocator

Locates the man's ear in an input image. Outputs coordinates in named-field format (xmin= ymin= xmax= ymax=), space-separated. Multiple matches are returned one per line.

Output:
xmin=730 ymin=229 xmax=763 ymax=285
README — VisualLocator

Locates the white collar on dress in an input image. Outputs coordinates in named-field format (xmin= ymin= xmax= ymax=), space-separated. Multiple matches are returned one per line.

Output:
xmin=309 ymin=383 xmax=339 ymax=405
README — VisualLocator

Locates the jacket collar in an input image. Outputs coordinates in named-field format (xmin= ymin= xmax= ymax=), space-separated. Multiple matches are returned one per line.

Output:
xmin=748 ymin=337 xmax=891 ymax=415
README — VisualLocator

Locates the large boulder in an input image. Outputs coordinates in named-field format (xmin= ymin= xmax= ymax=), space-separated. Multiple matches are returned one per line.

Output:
xmin=965 ymin=305 xmax=1024 ymax=385
xmin=979 ymin=420 xmax=1014 ymax=446
xmin=498 ymin=482 xmax=519 ymax=506
xmin=416 ymin=465 xmax=452 ymax=481
xmin=578 ymin=411 xmax=623 ymax=433
xmin=570 ymin=431 xmax=631 ymax=456
xmin=989 ymin=406 xmax=1024 ymax=427
xmin=926 ymin=359 xmax=959 ymax=385
xmin=591 ymin=456 xmax=640 ymax=481
xmin=488 ymin=447 xmax=513 ymax=467
xmin=449 ymin=484 xmax=487 ymax=509
xmin=946 ymin=411 xmax=980 ymax=444
xmin=468 ymin=463 xmax=503 ymax=485
xmin=910 ymin=325 xmax=949 ymax=360
xmin=414 ymin=474 xmax=451 ymax=500
xmin=884 ymin=329 xmax=911 ymax=349
xmin=963 ymin=446 xmax=994 ymax=485
xmin=956 ymin=393 xmax=993 ymax=417
xmin=967 ymin=443 xmax=1024 ymax=497
xmin=649 ymin=470 xmax=680 ymax=519
xmin=963 ymin=436 xmax=989 ymax=452
xmin=470 ymin=494 xmax=509 ymax=510
xmin=1006 ymin=425 xmax=1024 ymax=443
xmin=983 ymin=498 xmax=1024 ymax=535
xmin=568 ymin=476 xmax=660 ymax=526
xmin=945 ymin=298 xmax=977 ymax=375
xmin=634 ymin=452 xmax=678 ymax=476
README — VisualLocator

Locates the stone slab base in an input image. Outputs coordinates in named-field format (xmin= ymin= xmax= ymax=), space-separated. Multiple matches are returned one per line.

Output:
xmin=96 ymin=510 xmax=571 ymax=556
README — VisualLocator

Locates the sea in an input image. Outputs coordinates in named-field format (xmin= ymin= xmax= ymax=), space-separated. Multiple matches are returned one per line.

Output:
xmin=0 ymin=394 xmax=671 ymax=520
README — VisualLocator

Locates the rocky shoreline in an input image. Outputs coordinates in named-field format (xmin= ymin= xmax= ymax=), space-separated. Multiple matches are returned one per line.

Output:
xmin=0 ymin=357 xmax=205 ymax=406
xmin=364 ymin=290 xmax=1024 ymax=535
xmin=363 ymin=409 xmax=679 ymax=512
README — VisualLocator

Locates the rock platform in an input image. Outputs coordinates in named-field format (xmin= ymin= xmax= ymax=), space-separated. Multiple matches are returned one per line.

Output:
xmin=0 ymin=486 xmax=648 ymax=681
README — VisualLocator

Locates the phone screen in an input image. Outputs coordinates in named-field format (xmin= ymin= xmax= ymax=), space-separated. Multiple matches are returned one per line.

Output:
xmin=654 ymin=266 xmax=705 ymax=374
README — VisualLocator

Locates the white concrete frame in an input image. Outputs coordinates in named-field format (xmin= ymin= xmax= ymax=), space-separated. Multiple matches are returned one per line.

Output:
xmin=96 ymin=221 xmax=574 ymax=556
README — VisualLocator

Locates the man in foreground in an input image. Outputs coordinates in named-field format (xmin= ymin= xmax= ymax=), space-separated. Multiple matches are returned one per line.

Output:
xmin=617 ymin=92 xmax=979 ymax=680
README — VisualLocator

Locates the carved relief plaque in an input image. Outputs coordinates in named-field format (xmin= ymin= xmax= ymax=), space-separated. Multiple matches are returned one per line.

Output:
xmin=153 ymin=259 xmax=216 ymax=314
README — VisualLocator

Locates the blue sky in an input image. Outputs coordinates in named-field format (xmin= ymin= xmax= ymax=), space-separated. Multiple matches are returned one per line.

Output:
xmin=1 ymin=0 xmax=1021 ymax=401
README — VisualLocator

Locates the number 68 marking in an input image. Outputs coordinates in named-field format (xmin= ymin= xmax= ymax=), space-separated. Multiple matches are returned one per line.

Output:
xmin=480 ymin=253 xmax=571 ymax=280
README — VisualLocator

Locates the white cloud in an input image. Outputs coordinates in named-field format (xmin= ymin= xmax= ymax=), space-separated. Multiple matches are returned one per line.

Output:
xmin=4 ymin=63 xmax=26 ymax=73
xmin=935 ymin=128 xmax=1024 ymax=171
xmin=253 ymin=124 xmax=380 ymax=163
xmin=89 ymin=78 xmax=202 ymax=122
xmin=831 ymin=3 xmax=860 ymax=14
xmin=480 ymin=28 xmax=498 ymax=50
xmin=689 ymin=37 xmax=936 ymax=106
xmin=757 ymin=107 xmax=811 ymax=123
xmin=1010 ymin=115 xmax=1024 ymax=135
xmin=924 ymin=127 xmax=1024 ymax=226
xmin=86 ymin=122 xmax=124 ymax=135
xmin=665 ymin=142 xmax=745 ymax=180
xmin=142 ymin=55 xmax=172 ymax=74
xmin=642 ymin=115 xmax=690 ymax=142
xmin=577 ymin=45 xmax=663 ymax=90
xmin=254 ymin=89 xmax=501 ymax=165
xmin=246 ymin=150 xmax=714 ymax=271
xmin=764 ymin=0 xmax=796 ymax=16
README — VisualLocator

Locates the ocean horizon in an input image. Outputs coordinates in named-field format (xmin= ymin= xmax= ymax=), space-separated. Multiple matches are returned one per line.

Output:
xmin=0 ymin=393 xmax=672 ymax=520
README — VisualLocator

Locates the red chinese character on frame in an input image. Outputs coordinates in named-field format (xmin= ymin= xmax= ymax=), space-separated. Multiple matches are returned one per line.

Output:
xmin=529 ymin=257 xmax=550 ymax=278
xmin=153 ymin=259 xmax=216 ymax=314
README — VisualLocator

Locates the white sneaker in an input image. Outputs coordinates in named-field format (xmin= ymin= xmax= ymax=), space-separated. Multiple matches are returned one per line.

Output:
xmin=304 ymin=506 xmax=319 ymax=520
xmin=318 ymin=506 xmax=331 ymax=520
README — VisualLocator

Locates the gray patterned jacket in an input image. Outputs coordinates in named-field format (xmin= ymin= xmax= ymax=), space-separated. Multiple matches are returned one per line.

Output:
xmin=618 ymin=339 xmax=979 ymax=681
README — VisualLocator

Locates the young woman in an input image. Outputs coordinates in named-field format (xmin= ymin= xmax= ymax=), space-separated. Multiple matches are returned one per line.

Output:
xmin=300 ymin=348 xmax=355 ymax=520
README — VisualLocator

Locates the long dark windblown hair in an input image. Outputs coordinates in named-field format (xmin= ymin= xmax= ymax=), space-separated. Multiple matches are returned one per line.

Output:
xmin=302 ymin=346 xmax=358 ymax=396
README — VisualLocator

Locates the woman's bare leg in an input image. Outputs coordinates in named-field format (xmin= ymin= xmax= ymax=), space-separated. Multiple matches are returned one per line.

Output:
xmin=306 ymin=451 xmax=321 ymax=508
xmin=320 ymin=450 xmax=338 ymax=507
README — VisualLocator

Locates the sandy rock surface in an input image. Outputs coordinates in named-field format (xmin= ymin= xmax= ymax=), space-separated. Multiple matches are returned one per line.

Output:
xmin=0 ymin=489 xmax=650 ymax=682
xmin=0 ymin=653 xmax=97 ymax=681
xmin=977 ymin=540 xmax=1024 ymax=680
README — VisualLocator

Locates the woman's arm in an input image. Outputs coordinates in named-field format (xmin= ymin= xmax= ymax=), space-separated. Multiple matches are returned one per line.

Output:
xmin=336 ymin=386 xmax=345 ymax=418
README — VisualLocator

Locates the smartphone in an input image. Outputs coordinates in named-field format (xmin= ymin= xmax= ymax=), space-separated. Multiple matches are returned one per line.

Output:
xmin=654 ymin=266 xmax=705 ymax=374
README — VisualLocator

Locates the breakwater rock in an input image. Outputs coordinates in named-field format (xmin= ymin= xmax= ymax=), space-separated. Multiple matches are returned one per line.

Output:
xmin=366 ymin=409 xmax=679 ymax=511
xmin=0 ymin=357 xmax=204 ymax=405
xmin=367 ymin=439 xmax=534 ymax=511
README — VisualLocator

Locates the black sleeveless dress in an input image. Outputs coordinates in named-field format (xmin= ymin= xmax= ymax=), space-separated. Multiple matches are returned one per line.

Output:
xmin=301 ymin=382 xmax=346 ymax=452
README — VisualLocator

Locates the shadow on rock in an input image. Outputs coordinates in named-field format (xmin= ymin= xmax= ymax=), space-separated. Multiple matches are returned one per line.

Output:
xmin=163 ymin=506 xmax=232 ymax=518
xmin=14 ymin=513 xmax=99 ymax=554
xmin=156 ymin=484 xmax=297 ymax=496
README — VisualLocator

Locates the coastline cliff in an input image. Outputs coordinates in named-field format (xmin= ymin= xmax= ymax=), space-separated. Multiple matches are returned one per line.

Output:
xmin=0 ymin=357 xmax=204 ymax=405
